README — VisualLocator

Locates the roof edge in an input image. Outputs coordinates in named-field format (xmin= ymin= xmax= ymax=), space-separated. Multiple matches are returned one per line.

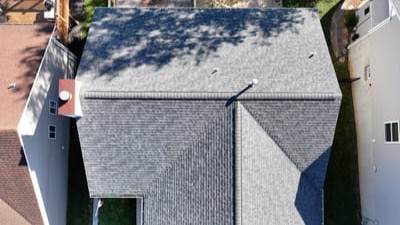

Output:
xmin=83 ymin=91 xmax=341 ymax=101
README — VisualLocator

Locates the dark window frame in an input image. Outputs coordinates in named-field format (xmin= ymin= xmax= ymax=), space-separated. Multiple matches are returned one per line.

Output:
xmin=385 ymin=121 xmax=399 ymax=143
xmin=364 ymin=6 xmax=370 ymax=15
xmin=49 ymin=125 xmax=56 ymax=139
xmin=49 ymin=100 xmax=58 ymax=115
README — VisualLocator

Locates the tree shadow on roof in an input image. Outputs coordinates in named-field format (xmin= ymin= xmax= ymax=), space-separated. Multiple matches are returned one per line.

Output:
xmin=15 ymin=24 xmax=53 ymax=102
xmin=81 ymin=8 xmax=308 ymax=80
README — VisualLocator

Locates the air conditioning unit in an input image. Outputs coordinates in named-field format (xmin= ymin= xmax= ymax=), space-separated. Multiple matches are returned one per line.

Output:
xmin=44 ymin=0 xmax=55 ymax=19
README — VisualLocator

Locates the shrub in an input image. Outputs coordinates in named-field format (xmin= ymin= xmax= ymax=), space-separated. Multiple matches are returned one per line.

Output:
xmin=344 ymin=11 xmax=359 ymax=31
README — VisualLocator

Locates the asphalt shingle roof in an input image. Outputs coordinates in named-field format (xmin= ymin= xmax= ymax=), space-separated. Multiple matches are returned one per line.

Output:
xmin=78 ymin=100 xmax=233 ymax=197
xmin=242 ymin=100 xmax=339 ymax=171
xmin=77 ymin=7 xmax=340 ymax=96
xmin=76 ymin=7 xmax=342 ymax=225
xmin=394 ymin=0 xmax=400 ymax=13
xmin=143 ymin=105 xmax=234 ymax=225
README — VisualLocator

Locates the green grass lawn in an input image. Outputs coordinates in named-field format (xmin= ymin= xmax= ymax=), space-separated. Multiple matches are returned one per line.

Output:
xmin=82 ymin=0 xmax=108 ymax=39
xmin=66 ymin=122 xmax=136 ymax=225
xmin=99 ymin=199 xmax=136 ymax=225
xmin=283 ymin=0 xmax=342 ymax=17
xmin=321 ymin=3 xmax=362 ymax=225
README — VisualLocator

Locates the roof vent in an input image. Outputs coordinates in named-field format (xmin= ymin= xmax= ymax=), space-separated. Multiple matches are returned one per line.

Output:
xmin=8 ymin=83 xmax=16 ymax=89
xmin=59 ymin=90 xmax=71 ymax=101
xmin=249 ymin=78 xmax=258 ymax=86
xmin=212 ymin=67 xmax=219 ymax=74
xmin=308 ymin=52 xmax=316 ymax=59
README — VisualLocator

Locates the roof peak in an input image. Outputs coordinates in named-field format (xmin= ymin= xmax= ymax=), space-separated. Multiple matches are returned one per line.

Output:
xmin=83 ymin=90 xmax=341 ymax=101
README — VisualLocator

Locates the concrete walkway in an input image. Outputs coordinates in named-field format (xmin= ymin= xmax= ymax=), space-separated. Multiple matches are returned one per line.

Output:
xmin=92 ymin=198 xmax=100 ymax=225
xmin=330 ymin=6 xmax=349 ymax=61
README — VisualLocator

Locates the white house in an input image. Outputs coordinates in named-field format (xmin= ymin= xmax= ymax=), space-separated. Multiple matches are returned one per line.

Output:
xmin=342 ymin=0 xmax=389 ymax=38
xmin=18 ymin=33 xmax=77 ymax=225
xmin=348 ymin=0 xmax=400 ymax=224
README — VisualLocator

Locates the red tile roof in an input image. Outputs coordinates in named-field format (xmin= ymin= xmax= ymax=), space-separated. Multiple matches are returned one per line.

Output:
xmin=0 ymin=24 xmax=52 ymax=225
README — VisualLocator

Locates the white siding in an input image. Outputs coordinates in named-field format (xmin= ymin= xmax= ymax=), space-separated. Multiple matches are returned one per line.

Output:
xmin=18 ymin=37 xmax=77 ymax=225
xmin=371 ymin=0 xmax=389 ymax=27
xmin=356 ymin=2 xmax=372 ymax=37
xmin=349 ymin=15 xmax=400 ymax=225
xmin=369 ymin=16 xmax=400 ymax=225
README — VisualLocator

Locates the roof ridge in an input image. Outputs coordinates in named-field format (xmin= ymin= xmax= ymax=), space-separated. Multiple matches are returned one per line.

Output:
xmin=83 ymin=91 xmax=341 ymax=101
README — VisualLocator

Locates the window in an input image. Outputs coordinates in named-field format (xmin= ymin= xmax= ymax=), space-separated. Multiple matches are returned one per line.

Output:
xmin=385 ymin=121 xmax=399 ymax=143
xmin=364 ymin=6 xmax=370 ymax=15
xmin=49 ymin=100 xmax=57 ymax=115
xmin=49 ymin=125 xmax=56 ymax=139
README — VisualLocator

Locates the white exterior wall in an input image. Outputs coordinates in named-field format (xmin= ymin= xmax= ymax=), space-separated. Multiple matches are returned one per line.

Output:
xmin=354 ymin=0 xmax=389 ymax=38
xmin=369 ymin=17 xmax=400 ymax=225
xmin=371 ymin=0 xmax=389 ymax=27
xmin=349 ymin=15 xmax=400 ymax=225
xmin=348 ymin=36 xmax=377 ymax=220
xmin=18 ymin=37 xmax=77 ymax=225
xmin=356 ymin=2 xmax=372 ymax=37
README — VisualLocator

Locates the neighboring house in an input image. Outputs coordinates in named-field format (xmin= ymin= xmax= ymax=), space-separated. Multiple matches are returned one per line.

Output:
xmin=18 ymin=35 xmax=77 ymax=225
xmin=0 ymin=24 xmax=77 ymax=225
xmin=0 ymin=0 xmax=49 ymax=23
xmin=0 ymin=24 xmax=52 ymax=225
xmin=348 ymin=0 xmax=400 ymax=224
xmin=75 ymin=8 xmax=342 ymax=225
xmin=342 ymin=0 xmax=389 ymax=38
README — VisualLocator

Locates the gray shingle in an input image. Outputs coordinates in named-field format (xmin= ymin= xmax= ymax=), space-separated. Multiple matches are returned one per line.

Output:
xmin=143 ymin=106 xmax=234 ymax=225
xmin=78 ymin=100 xmax=231 ymax=196
xmin=242 ymin=100 xmax=340 ymax=171
xmin=75 ymin=7 xmax=342 ymax=225
xmin=238 ymin=103 xmax=305 ymax=225
xmin=236 ymin=102 xmax=336 ymax=225
xmin=77 ymin=7 xmax=341 ymax=97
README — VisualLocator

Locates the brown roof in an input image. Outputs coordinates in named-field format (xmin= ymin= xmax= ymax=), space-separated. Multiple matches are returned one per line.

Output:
xmin=0 ymin=24 xmax=52 ymax=225
xmin=0 ymin=24 xmax=52 ymax=129
xmin=0 ymin=130 xmax=43 ymax=225
xmin=341 ymin=0 xmax=368 ymax=10
xmin=0 ymin=198 xmax=31 ymax=225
